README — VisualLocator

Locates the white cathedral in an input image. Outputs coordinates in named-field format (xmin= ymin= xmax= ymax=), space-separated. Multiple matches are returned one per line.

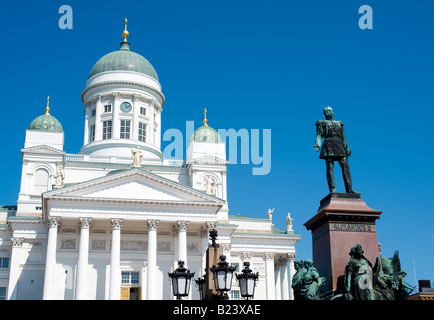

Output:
xmin=0 ymin=21 xmax=301 ymax=300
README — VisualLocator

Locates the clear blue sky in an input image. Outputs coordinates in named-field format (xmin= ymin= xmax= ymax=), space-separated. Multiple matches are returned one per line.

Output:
xmin=1 ymin=0 xmax=433 ymax=287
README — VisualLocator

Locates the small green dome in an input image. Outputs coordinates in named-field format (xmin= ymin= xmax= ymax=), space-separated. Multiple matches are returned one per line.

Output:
xmin=29 ymin=113 xmax=63 ymax=132
xmin=191 ymin=125 xmax=221 ymax=143
xmin=89 ymin=42 xmax=159 ymax=81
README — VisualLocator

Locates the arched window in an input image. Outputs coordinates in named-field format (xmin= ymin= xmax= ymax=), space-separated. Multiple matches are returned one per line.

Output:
xmin=33 ymin=169 xmax=50 ymax=195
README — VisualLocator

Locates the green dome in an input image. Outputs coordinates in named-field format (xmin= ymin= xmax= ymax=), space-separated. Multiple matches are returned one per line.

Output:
xmin=191 ymin=125 xmax=221 ymax=143
xmin=89 ymin=42 xmax=159 ymax=81
xmin=29 ymin=113 xmax=63 ymax=132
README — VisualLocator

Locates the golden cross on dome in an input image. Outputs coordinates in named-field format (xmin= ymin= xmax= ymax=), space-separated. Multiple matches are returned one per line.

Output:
xmin=45 ymin=96 xmax=51 ymax=115
xmin=122 ymin=18 xmax=129 ymax=42
xmin=203 ymin=108 xmax=208 ymax=126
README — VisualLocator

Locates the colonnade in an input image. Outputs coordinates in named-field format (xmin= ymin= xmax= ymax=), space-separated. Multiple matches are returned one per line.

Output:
xmin=41 ymin=217 xmax=193 ymax=300
xmin=274 ymin=253 xmax=296 ymax=300
xmin=40 ymin=216 xmax=296 ymax=300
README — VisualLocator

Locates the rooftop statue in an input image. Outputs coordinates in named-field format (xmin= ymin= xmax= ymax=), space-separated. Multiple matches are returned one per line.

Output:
xmin=131 ymin=146 xmax=144 ymax=167
xmin=267 ymin=208 xmax=274 ymax=220
xmin=286 ymin=212 xmax=294 ymax=232
xmin=314 ymin=106 xmax=357 ymax=193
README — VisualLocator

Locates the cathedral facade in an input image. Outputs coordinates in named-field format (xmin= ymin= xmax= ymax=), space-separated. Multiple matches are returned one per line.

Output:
xmin=0 ymin=22 xmax=301 ymax=300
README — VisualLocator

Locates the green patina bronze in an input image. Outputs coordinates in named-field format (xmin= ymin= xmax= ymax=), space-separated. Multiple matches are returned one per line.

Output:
xmin=292 ymin=259 xmax=326 ymax=300
xmin=89 ymin=41 xmax=159 ymax=81
xmin=333 ymin=244 xmax=415 ymax=300
xmin=314 ymin=106 xmax=356 ymax=193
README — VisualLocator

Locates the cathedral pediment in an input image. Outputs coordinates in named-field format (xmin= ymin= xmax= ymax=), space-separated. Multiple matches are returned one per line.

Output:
xmin=43 ymin=168 xmax=223 ymax=206
xmin=21 ymin=145 xmax=65 ymax=156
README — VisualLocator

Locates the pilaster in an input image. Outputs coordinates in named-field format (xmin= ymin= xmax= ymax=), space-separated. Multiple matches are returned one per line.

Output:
xmin=43 ymin=216 xmax=60 ymax=300
xmin=265 ymin=252 xmax=276 ymax=300
xmin=112 ymin=92 xmax=121 ymax=139
xmin=7 ymin=237 xmax=24 ymax=300
xmin=110 ymin=218 xmax=123 ymax=300
xmin=75 ymin=217 xmax=92 ymax=300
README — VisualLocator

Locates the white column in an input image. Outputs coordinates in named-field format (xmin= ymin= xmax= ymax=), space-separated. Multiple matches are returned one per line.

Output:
xmin=83 ymin=105 xmax=90 ymax=145
xmin=171 ymin=223 xmax=182 ymax=301
xmin=173 ymin=226 xmax=179 ymax=271
xmin=132 ymin=94 xmax=140 ymax=141
xmin=155 ymin=107 xmax=161 ymax=149
xmin=147 ymin=219 xmax=159 ymax=300
xmin=112 ymin=92 xmax=121 ymax=139
xmin=7 ymin=237 xmax=24 ymax=300
xmin=95 ymin=95 xmax=102 ymax=141
xmin=148 ymin=101 xmax=155 ymax=146
xmin=43 ymin=216 xmax=60 ymax=300
xmin=110 ymin=218 xmax=123 ymax=300
xmin=288 ymin=253 xmax=296 ymax=300
xmin=265 ymin=252 xmax=276 ymax=300
xmin=172 ymin=222 xmax=190 ymax=300
xmin=140 ymin=262 xmax=147 ymax=300
xmin=281 ymin=257 xmax=290 ymax=300
xmin=274 ymin=261 xmax=281 ymax=300
xmin=75 ymin=217 xmax=92 ymax=300
xmin=177 ymin=221 xmax=189 ymax=266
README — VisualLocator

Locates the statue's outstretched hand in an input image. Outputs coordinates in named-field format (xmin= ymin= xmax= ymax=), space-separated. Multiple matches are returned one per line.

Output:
xmin=314 ymin=145 xmax=320 ymax=152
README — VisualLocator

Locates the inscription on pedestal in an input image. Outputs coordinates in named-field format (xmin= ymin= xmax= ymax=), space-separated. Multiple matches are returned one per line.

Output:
xmin=333 ymin=223 xmax=372 ymax=232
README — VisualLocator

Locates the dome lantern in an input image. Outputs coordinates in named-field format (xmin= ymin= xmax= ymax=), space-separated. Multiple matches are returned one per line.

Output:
xmin=191 ymin=108 xmax=221 ymax=143
xmin=87 ymin=19 xmax=158 ymax=81
xmin=28 ymin=96 xmax=63 ymax=132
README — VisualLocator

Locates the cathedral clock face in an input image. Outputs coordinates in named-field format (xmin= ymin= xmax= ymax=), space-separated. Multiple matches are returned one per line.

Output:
xmin=120 ymin=102 xmax=132 ymax=113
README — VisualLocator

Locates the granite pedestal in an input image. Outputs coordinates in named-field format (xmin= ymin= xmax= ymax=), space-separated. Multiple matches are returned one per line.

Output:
xmin=304 ymin=193 xmax=382 ymax=298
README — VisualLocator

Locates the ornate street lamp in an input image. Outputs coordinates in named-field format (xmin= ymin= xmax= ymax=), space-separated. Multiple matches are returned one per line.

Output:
xmin=210 ymin=255 xmax=236 ymax=299
xmin=236 ymin=262 xmax=259 ymax=300
xmin=168 ymin=261 xmax=195 ymax=300
xmin=194 ymin=275 xmax=206 ymax=300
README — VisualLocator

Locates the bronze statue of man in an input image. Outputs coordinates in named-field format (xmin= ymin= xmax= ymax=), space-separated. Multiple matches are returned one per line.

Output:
xmin=314 ymin=106 xmax=356 ymax=193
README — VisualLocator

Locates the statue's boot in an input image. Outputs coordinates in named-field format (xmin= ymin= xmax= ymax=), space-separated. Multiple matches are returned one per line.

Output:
xmin=327 ymin=177 xmax=336 ymax=193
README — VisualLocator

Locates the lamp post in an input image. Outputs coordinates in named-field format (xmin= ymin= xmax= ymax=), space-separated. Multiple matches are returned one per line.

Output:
xmin=236 ymin=262 xmax=259 ymax=300
xmin=210 ymin=255 xmax=236 ymax=300
xmin=194 ymin=274 xmax=206 ymax=300
xmin=168 ymin=261 xmax=195 ymax=300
